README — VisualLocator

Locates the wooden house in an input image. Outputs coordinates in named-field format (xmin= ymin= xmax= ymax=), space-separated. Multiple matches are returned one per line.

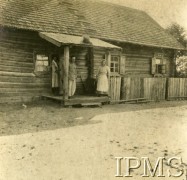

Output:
xmin=0 ymin=0 xmax=185 ymax=104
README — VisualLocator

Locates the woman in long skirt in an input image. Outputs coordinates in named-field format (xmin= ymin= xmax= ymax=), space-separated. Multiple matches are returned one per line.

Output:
xmin=96 ymin=60 xmax=110 ymax=96
xmin=68 ymin=57 xmax=77 ymax=99
xmin=52 ymin=56 xmax=59 ymax=95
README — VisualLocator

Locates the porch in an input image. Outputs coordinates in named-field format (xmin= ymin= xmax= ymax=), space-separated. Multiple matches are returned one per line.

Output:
xmin=39 ymin=32 xmax=121 ymax=106
xmin=41 ymin=95 xmax=110 ymax=106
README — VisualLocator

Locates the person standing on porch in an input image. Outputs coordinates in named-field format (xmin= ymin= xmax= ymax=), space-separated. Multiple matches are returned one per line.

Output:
xmin=68 ymin=56 xmax=77 ymax=99
xmin=96 ymin=59 xmax=110 ymax=96
xmin=52 ymin=56 xmax=59 ymax=95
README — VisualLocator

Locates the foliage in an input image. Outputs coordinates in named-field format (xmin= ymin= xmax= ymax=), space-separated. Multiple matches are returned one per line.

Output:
xmin=166 ymin=23 xmax=187 ymax=77
xmin=176 ymin=56 xmax=187 ymax=77
xmin=166 ymin=23 xmax=187 ymax=47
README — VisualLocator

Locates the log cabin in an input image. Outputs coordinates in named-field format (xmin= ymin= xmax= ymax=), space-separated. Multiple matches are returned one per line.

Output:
xmin=0 ymin=0 xmax=185 ymax=105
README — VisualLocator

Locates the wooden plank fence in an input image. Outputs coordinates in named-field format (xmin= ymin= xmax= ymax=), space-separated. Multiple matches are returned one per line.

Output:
xmin=121 ymin=77 xmax=167 ymax=101
xmin=121 ymin=77 xmax=144 ymax=100
xmin=144 ymin=78 xmax=166 ymax=101
xmin=167 ymin=78 xmax=187 ymax=100
xmin=110 ymin=76 xmax=121 ymax=101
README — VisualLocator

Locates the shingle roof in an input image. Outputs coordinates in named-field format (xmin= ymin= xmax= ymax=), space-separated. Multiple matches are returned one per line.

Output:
xmin=0 ymin=0 xmax=184 ymax=49
xmin=39 ymin=32 xmax=122 ymax=49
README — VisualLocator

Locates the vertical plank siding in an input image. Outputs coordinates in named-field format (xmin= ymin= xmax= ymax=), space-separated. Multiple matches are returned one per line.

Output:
xmin=167 ymin=78 xmax=187 ymax=99
xmin=121 ymin=77 xmax=187 ymax=101
xmin=121 ymin=77 xmax=166 ymax=101
xmin=121 ymin=78 xmax=144 ymax=100
xmin=110 ymin=76 xmax=121 ymax=101
xmin=143 ymin=78 xmax=166 ymax=100
xmin=0 ymin=28 xmax=57 ymax=103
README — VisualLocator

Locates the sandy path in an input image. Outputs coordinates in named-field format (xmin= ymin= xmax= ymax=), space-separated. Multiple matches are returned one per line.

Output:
xmin=0 ymin=105 xmax=187 ymax=180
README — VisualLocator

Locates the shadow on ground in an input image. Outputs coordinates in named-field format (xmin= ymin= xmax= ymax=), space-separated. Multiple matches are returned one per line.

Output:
xmin=0 ymin=100 xmax=186 ymax=136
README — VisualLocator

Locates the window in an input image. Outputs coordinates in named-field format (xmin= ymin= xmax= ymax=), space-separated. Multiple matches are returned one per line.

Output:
xmin=156 ymin=64 xmax=166 ymax=74
xmin=152 ymin=54 xmax=166 ymax=75
xmin=34 ymin=54 xmax=49 ymax=72
xmin=156 ymin=64 xmax=162 ymax=74
xmin=110 ymin=55 xmax=120 ymax=73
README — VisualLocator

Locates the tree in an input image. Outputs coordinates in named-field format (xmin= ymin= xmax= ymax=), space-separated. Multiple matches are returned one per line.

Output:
xmin=166 ymin=23 xmax=187 ymax=48
xmin=166 ymin=23 xmax=187 ymax=77
xmin=176 ymin=56 xmax=187 ymax=77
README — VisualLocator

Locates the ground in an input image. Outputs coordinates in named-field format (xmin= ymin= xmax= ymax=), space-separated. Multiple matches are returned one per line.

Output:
xmin=0 ymin=100 xmax=187 ymax=180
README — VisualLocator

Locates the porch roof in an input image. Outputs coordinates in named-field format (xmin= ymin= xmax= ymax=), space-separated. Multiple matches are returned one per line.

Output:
xmin=39 ymin=32 xmax=121 ymax=49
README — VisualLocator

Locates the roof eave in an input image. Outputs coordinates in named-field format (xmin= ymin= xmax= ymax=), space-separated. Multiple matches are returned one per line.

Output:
xmin=0 ymin=24 xmax=184 ymax=50
xmin=39 ymin=32 xmax=122 ymax=50
xmin=98 ymin=37 xmax=185 ymax=50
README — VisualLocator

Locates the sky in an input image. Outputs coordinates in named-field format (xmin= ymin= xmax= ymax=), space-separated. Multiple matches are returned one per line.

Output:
xmin=100 ymin=0 xmax=187 ymax=31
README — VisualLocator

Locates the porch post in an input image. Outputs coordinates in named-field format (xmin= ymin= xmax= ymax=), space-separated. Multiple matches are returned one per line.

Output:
xmin=173 ymin=50 xmax=178 ymax=77
xmin=107 ymin=50 xmax=111 ymax=67
xmin=107 ymin=50 xmax=111 ymax=96
xmin=59 ymin=48 xmax=64 ymax=95
xmin=63 ymin=46 xmax=70 ymax=100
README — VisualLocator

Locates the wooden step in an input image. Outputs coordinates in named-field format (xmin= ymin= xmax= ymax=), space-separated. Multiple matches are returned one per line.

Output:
xmin=136 ymin=100 xmax=151 ymax=104
xmin=81 ymin=102 xmax=102 ymax=107
xmin=111 ymin=98 xmax=149 ymax=104
xmin=42 ymin=95 xmax=110 ymax=106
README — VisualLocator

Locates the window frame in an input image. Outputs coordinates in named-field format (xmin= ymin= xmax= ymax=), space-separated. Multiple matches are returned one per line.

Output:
xmin=110 ymin=55 xmax=120 ymax=74
xmin=33 ymin=52 xmax=50 ymax=75
xmin=156 ymin=64 xmax=162 ymax=74
xmin=152 ymin=53 xmax=167 ymax=75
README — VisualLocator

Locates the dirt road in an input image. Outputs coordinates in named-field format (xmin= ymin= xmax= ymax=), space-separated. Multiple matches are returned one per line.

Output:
xmin=0 ymin=101 xmax=187 ymax=179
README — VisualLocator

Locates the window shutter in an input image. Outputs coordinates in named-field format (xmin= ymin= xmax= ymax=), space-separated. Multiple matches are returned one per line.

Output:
xmin=151 ymin=57 xmax=156 ymax=74
xmin=162 ymin=58 xmax=167 ymax=74
xmin=162 ymin=58 xmax=166 ymax=65
xmin=120 ymin=55 xmax=126 ymax=75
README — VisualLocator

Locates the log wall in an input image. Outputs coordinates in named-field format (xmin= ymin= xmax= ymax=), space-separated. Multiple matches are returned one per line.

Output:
xmin=70 ymin=46 xmax=89 ymax=94
xmin=0 ymin=28 xmax=177 ymax=103
xmin=125 ymin=55 xmax=152 ymax=76
xmin=117 ymin=43 xmax=175 ymax=77
xmin=0 ymin=28 xmax=57 ymax=103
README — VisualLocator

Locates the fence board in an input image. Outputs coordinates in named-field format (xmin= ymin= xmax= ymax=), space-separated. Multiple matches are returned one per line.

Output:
xmin=110 ymin=76 xmax=121 ymax=101
xmin=167 ymin=78 xmax=187 ymax=99
xmin=121 ymin=77 xmax=166 ymax=101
